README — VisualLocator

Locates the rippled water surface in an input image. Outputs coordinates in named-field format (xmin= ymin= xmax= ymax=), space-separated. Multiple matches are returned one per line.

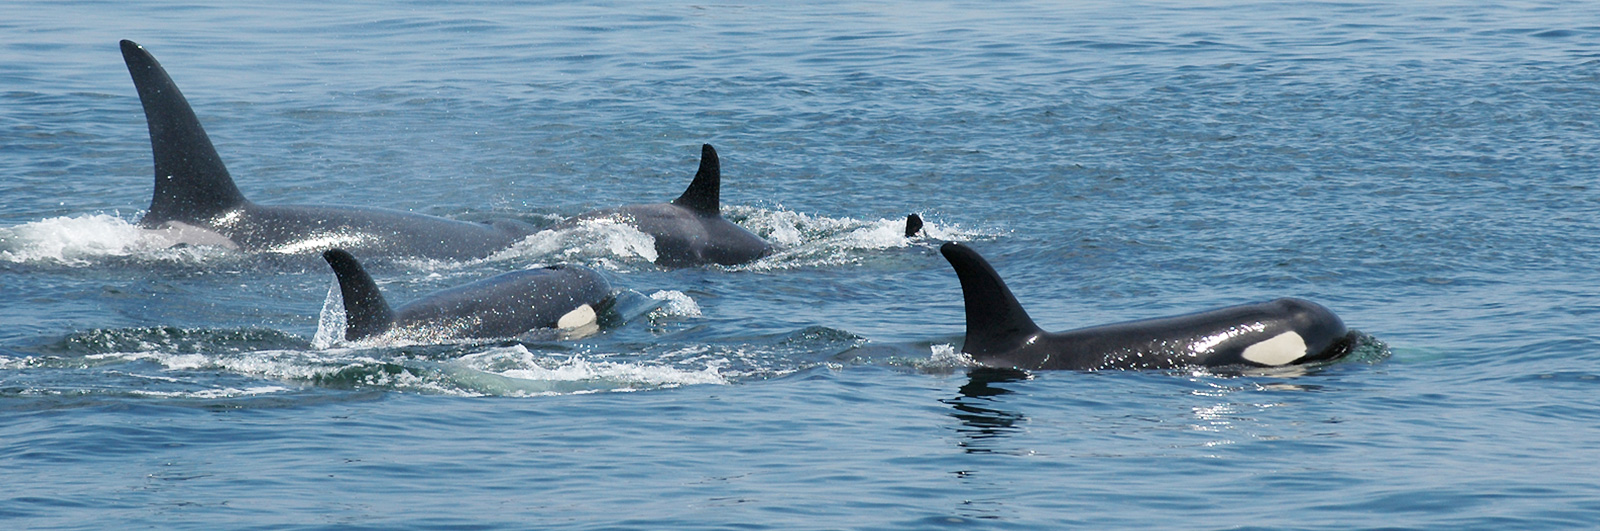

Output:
xmin=6 ymin=1 xmax=1600 ymax=529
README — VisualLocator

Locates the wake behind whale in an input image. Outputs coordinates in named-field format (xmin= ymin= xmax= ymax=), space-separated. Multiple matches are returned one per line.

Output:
xmin=120 ymin=40 xmax=539 ymax=259
xmin=118 ymin=40 xmax=772 ymax=267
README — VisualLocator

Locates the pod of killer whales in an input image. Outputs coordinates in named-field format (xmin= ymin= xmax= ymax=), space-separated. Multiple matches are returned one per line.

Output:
xmin=101 ymin=40 xmax=1357 ymax=374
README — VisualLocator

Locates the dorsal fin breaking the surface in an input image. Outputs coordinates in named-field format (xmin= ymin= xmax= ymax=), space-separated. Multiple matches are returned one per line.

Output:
xmin=322 ymin=249 xmax=396 ymax=341
xmin=121 ymin=40 xmax=246 ymax=227
xmin=671 ymin=144 xmax=721 ymax=215
xmin=939 ymin=242 xmax=1044 ymax=357
xmin=905 ymin=213 xmax=924 ymax=238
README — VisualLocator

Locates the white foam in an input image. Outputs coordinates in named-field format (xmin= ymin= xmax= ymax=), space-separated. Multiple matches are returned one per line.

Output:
xmin=104 ymin=349 xmax=345 ymax=379
xmin=456 ymin=344 xmax=730 ymax=391
xmin=129 ymin=386 xmax=290 ymax=399
xmin=927 ymin=343 xmax=977 ymax=368
xmin=734 ymin=206 xmax=812 ymax=247
xmin=357 ymin=317 xmax=487 ymax=348
xmin=91 ymin=351 xmax=224 ymax=372
xmin=490 ymin=218 xmax=657 ymax=268
xmin=156 ymin=353 xmax=211 ymax=371
xmin=495 ymin=359 xmax=725 ymax=387
xmin=0 ymin=213 xmax=236 ymax=265
xmin=724 ymin=206 xmax=992 ymax=270
xmin=0 ymin=214 xmax=147 ymax=264
xmin=155 ymin=341 xmax=727 ymax=395
xmin=310 ymin=280 xmax=347 ymax=350
xmin=649 ymin=290 xmax=702 ymax=317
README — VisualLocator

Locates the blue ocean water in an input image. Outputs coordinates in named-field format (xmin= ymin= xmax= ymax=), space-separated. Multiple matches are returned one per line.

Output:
xmin=5 ymin=0 xmax=1600 ymax=528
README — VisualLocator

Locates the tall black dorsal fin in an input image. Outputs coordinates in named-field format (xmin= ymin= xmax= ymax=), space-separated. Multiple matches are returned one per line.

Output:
xmin=905 ymin=213 xmax=924 ymax=238
xmin=121 ymin=40 xmax=246 ymax=226
xmin=670 ymin=144 xmax=720 ymax=215
xmin=939 ymin=242 xmax=1044 ymax=357
xmin=321 ymin=249 xmax=396 ymax=341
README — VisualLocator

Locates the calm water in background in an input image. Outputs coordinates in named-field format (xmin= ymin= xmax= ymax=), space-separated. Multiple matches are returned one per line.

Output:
xmin=5 ymin=1 xmax=1600 ymax=528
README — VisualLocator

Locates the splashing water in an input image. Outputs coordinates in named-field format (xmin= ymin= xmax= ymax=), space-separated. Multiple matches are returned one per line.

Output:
xmin=729 ymin=206 xmax=992 ymax=270
xmin=926 ymin=343 xmax=976 ymax=369
xmin=50 ymin=341 xmax=735 ymax=397
xmin=648 ymin=290 xmax=702 ymax=318
xmin=311 ymin=280 xmax=346 ymax=350
xmin=474 ymin=207 xmax=995 ymax=272
xmin=1 ymin=214 xmax=150 ymax=264
xmin=0 ymin=213 xmax=245 ymax=266
xmin=489 ymin=219 xmax=658 ymax=269
xmin=0 ymin=206 xmax=988 ymax=273
xmin=456 ymin=345 xmax=729 ymax=394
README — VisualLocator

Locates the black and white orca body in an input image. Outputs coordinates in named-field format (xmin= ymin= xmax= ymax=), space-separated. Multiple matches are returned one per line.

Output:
xmin=122 ymin=40 xmax=536 ymax=259
xmin=321 ymin=249 xmax=613 ymax=342
xmin=939 ymin=242 xmax=1354 ymax=371
xmin=561 ymin=144 xmax=771 ymax=268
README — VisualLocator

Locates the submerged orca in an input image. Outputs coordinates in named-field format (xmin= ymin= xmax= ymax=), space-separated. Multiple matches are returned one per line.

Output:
xmin=121 ymin=39 xmax=538 ymax=259
xmin=939 ymin=242 xmax=1354 ymax=370
xmin=562 ymin=144 xmax=772 ymax=267
xmin=321 ymin=249 xmax=613 ymax=342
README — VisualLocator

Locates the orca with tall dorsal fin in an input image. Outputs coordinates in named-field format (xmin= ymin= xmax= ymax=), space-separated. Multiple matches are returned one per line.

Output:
xmin=561 ymin=144 xmax=772 ymax=267
xmin=120 ymin=40 xmax=537 ymax=259
xmin=321 ymin=249 xmax=613 ymax=342
xmin=939 ymin=242 xmax=1355 ymax=370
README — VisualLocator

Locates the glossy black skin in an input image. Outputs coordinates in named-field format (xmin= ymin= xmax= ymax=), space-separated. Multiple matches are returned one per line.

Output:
xmin=570 ymin=203 xmax=771 ymax=268
xmin=561 ymin=144 xmax=772 ymax=268
xmin=174 ymin=204 xmax=537 ymax=259
xmin=122 ymin=40 xmax=536 ymax=260
xmin=322 ymin=249 xmax=612 ymax=341
xmin=940 ymin=242 xmax=1353 ymax=371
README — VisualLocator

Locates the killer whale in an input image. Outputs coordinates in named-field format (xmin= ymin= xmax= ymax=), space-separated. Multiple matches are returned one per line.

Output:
xmin=321 ymin=249 xmax=613 ymax=342
xmin=904 ymin=214 xmax=924 ymax=238
xmin=939 ymin=242 xmax=1354 ymax=371
xmin=121 ymin=40 xmax=537 ymax=259
xmin=561 ymin=144 xmax=772 ymax=267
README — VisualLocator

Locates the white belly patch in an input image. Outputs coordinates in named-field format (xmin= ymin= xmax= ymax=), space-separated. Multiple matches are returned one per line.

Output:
xmin=148 ymin=221 xmax=238 ymax=249
xmin=1240 ymin=331 xmax=1308 ymax=366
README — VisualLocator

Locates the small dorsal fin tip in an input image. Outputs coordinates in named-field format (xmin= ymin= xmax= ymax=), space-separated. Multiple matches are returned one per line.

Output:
xmin=671 ymin=143 xmax=721 ymax=215
xmin=905 ymin=213 xmax=924 ymax=238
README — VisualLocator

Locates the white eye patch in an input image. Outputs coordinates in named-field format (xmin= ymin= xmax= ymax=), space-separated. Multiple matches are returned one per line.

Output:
xmin=557 ymin=304 xmax=597 ymax=330
xmin=1240 ymin=331 xmax=1307 ymax=366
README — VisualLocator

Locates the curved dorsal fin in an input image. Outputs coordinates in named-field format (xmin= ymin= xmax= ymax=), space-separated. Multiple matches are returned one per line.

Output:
xmin=939 ymin=242 xmax=1043 ymax=356
xmin=121 ymin=40 xmax=246 ymax=226
xmin=905 ymin=213 xmax=924 ymax=238
xmin=670 ymin=144 xmax=720 ymax=215
xmin=321 ymin=249 xmax=395 ymax=341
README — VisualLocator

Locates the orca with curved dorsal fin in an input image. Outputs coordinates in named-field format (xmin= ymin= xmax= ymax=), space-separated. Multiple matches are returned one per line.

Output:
xmin=121 ymin=40 xmax=536 ymax=259
xmin=672 ymin=143 xmax=722 ymax=215
xmin=563 ymin=144 xmax=772 ymax=267
xmin=938 ymin=242 xmax=1355 ymax=370
xmin=321 ymin=249 xmax=613 ymax=342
